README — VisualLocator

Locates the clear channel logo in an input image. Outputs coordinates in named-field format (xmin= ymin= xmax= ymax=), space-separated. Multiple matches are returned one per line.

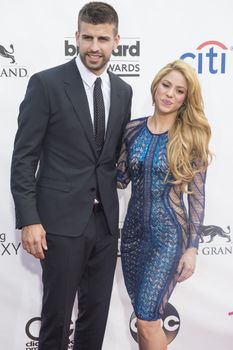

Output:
xmin=25 ymin=317 xmax=74 ymax=349
xmin=180 ymin=40 xmax=232 ymax=74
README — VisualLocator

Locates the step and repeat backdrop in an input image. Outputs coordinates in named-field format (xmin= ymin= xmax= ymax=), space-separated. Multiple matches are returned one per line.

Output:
xmin=1 ymin=0 xmax=233 ymax=349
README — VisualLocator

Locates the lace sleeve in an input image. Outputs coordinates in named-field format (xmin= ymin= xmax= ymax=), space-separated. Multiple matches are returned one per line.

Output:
xmin=187 ymin=170 xmax=207 ymax=249
xmin=116 ymin=133 xmax=130 ymax=189
xmin=116 ymin=118 xmax=147 ymax=189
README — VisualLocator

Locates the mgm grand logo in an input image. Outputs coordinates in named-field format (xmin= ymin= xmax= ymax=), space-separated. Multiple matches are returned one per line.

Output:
xmin=199 ymin=224 xmax=232 ymax=255
xmin=0 ymin=44 xmax=15 ymax=63
xmin=0 ymin=43 xmax=28 ymax=78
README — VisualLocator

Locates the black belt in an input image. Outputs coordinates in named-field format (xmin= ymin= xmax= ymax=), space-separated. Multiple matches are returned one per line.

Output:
xmin=93 ymin=202 xmax=103 ymax=213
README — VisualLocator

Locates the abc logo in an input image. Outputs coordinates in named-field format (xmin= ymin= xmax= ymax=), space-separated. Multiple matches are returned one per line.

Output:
xmin=129 ymin=303 xmax=180 ymax=344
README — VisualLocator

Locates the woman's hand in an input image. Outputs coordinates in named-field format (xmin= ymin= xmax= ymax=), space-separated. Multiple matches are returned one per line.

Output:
xmin=177 ymin=247 xmax=197 ymax=282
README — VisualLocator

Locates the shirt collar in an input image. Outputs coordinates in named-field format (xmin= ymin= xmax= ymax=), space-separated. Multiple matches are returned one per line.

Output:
xmin=76 ymin=55 xmax=109 ymax=88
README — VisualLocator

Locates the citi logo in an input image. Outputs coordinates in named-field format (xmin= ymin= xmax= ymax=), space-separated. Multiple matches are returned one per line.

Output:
xmin=180 ymin=40 xmax=230 ymax=74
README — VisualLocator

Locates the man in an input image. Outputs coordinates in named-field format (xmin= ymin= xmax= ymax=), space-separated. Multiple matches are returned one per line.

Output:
xmin=10 ymin=2 xmax=132 ymax=349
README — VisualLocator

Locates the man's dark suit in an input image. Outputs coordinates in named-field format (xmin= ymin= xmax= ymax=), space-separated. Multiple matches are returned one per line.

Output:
xmin=11 ymin=58 xmax=132 ymax=349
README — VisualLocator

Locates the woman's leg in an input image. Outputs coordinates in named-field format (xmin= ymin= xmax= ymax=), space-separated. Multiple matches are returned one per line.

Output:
xmin=137 ymin=319 xmax=167 ymax=350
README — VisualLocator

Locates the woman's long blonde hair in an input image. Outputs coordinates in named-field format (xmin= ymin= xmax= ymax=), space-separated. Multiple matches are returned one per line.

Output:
xmin=151 ymin=60 xmax=212 ymax=191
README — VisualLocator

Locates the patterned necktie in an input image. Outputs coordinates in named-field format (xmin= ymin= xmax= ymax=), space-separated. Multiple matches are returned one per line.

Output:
xmin=93 ymin=77 xmax=105 ymax=155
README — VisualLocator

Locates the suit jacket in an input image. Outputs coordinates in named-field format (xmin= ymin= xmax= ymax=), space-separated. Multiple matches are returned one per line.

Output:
xmin=11 ymin=58 xmax=132 ymax=237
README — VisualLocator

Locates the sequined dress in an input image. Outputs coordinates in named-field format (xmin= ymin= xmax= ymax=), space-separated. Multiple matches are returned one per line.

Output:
xmin=117 ymin=117 xmax=206 ymax=321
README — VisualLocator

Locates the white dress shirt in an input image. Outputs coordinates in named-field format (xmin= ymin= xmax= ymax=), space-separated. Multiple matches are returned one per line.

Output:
xmin=76 ymin=56 xmax=110 ymax=204
xmin=75 ymin=55 xmax=111 ymax=132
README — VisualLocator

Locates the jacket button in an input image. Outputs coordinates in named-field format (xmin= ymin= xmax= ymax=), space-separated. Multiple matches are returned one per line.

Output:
xmin=90 ymin=187 xmax=96 ymax=192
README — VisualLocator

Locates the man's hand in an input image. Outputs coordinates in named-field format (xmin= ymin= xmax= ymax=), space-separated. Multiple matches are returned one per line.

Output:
xmin=177 ymin=247 xmax=197 ymax=282
xmin=21 ymin=224 xmax=47 ymax=259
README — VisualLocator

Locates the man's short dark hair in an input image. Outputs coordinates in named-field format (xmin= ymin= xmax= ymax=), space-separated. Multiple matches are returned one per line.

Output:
xmin=78 ymin=2 xmax=118 ymax=34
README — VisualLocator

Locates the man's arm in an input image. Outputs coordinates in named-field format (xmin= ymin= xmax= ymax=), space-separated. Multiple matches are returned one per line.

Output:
xmin=11 ymin=73 xmax=50 ymax=228
xmin=11 ymin=73 xmax=50 ymax=259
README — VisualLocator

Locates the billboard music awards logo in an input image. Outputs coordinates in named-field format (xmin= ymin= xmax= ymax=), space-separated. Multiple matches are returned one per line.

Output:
xmin=130 ymin=303 xmax=180 ymax=344
xmin=64 ymin=37 xmax=141 ymax=77
xmin=198 ymin=224 xmax=232 ymax=256
xmin=0 ymin=43 xmax=28 ymax=78
xmin=180 ymin=40 xmax=233 ymax=74
xmin=0 ymin=232 xmax=21 ymax=256
xmin=25 ymin=317 xmax=74 ymax=349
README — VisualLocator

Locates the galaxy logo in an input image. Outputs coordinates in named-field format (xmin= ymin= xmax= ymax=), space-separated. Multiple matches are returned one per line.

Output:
xmin=0 ymin=232 xmax=21 ymax=256
xmin=180 ymin=40 xmax=231 ymax=74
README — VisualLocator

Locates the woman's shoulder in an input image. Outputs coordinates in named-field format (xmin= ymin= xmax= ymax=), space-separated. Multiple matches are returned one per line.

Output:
xmin=125 ymin=116 xmax=148 ymax=132
xmin=123 ymin=117 xmax=148 ymax=143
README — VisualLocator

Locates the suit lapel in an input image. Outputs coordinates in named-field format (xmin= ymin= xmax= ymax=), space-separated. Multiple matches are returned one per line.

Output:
xmin=63 ymin=59 xmax=98 ymax=157
xmin=63 ymin=60 xmax=122 ymax=160
xmin=100 ymin=72 xmax=121 ymax=157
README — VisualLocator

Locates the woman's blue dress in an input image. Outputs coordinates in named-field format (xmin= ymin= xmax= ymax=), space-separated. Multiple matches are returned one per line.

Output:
xmin=117 ymin=117 xmax=206 ymax=321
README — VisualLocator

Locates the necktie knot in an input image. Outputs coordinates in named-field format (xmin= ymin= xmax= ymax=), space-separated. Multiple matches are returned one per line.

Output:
xmin=95 ymin=77 xmax=102 ymax=87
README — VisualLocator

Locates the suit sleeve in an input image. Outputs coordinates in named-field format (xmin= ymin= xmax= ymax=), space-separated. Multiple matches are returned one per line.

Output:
xmin=10 ymin=73 xmax=50 ymax=229
xmin=115 ymin=85 xmax=132 ymax=161
xmin=116 ymin=129 xmax=131 ymax=189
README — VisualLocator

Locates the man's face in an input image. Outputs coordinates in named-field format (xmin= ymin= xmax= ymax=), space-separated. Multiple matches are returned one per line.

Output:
xmin=76 ymin=21 xmax=119 ymax=75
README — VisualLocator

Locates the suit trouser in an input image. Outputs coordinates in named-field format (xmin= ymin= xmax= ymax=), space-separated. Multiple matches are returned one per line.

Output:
xmin=38 ymin=208 xmax=118 ymax=350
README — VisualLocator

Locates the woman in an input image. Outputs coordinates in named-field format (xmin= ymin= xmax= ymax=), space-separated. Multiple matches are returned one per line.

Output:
xmin=117 ymin=60 xmax=211 ymax=350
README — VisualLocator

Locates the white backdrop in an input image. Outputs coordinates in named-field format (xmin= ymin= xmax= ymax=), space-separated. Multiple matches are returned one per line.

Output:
xmin=1 ymin=0 xmax=233 ymax=349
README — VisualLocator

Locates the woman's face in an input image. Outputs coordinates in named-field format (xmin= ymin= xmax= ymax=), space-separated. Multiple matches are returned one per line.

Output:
xmin=154 ymin=70 xmax=187 ymax=117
